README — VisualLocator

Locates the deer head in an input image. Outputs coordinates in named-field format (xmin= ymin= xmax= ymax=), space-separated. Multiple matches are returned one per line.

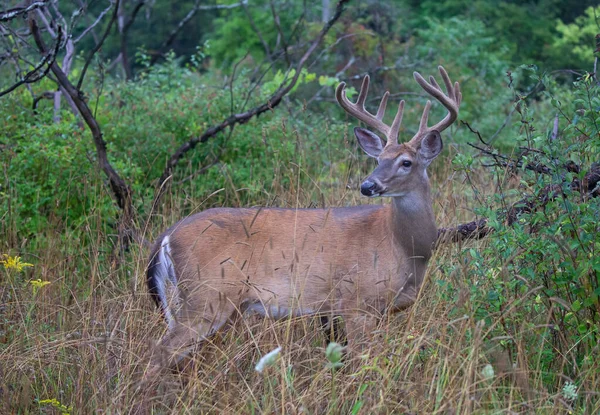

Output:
xmin=336 ymin=66 xmax=462 ymax=197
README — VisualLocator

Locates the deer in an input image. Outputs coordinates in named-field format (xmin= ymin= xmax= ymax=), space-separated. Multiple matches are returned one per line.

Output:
xmin=146 ymin=66 xmax=461 ymax=371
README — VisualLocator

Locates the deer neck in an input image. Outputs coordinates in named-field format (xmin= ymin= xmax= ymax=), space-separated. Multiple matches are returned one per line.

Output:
xmin=389 ymin=181 xmax=437 ymax=261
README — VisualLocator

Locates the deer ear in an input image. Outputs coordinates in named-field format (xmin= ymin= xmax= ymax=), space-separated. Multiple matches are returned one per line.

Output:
xmin=354 ymin=127 xmax=385 ymax=158
xmin=419 ymin=130 xmax=443 ymax=166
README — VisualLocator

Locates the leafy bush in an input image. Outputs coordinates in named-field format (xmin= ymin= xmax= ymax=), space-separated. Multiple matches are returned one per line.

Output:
xmin=552 ymin=6 xmax=600 ymax=71
xmin=1 ymin=57 xmax=352 ymax=241
xmin=443 ymin=69 xmax=599 ymax=402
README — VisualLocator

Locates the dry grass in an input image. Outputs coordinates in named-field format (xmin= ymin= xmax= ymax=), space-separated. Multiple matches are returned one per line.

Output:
xmin=1 ymin=149 xmax=598 ymax=414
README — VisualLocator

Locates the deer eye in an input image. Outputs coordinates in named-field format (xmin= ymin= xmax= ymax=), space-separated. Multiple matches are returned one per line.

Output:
xmin=401 ymin=160 xmax=412 ymax=168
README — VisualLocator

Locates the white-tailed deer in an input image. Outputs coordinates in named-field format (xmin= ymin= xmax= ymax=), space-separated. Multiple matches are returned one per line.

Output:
xmin=147 ymin=66 xmax=461 ymax=368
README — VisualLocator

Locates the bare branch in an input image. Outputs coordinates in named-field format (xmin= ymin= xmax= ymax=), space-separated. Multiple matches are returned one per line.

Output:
xmin=243 ymin=2 xmax=271 ymax=64
xmin=149 ymin=0 xmax=201 ymax=65
xmin=32 ymin=90 xmax=54 ymax=111
xmin=29 ymin=17 xmax=133 ymax=229
xmin=196 ymin=1 xmax=248 ymax=10
xmin=462 ymin=120 xmax=488 ymax=146
xmin=0 ymin=1 xmax=48 ymax=22
xmin=122 ymin=0 xmax=145 ymax=33
xmin=74 ymin=1 xmax=114 ymax=44
xmin=149 ymin=0 xmax=248 ymax=66
xmin=0 ymin=25 xmax=61 ymax=98
xmin=77 ymin=0 xmax=119 ymax=90
xmin=270 ymin=0 xmax=289 ymax=65
xmin=152 ymin=0 xmax=351 ymax=208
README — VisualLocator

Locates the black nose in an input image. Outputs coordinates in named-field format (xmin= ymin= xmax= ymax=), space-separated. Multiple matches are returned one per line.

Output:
xmin=360 ymin=180 xmax=378 ymax=196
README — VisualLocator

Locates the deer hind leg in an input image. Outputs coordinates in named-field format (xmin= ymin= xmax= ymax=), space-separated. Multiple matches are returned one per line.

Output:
xmin=148 ymin=236 xmax=237 ymax=373
xmin=150 ymin=300 xmax=236 ymax=373
xmin=159 ymin=308 xmax=232 ymax=365
xmin=342 ymin=311 xmax=379 ymax=353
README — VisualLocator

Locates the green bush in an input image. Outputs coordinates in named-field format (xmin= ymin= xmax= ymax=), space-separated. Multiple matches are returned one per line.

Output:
xmin=443 ymin=69 xmax=599 ymax=398
xmin=1 ymin=58 xmax=352 ymax=242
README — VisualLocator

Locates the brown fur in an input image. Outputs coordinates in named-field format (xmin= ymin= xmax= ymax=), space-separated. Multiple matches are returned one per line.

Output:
xmin=148 ymin=142 xmax=438 ymax=368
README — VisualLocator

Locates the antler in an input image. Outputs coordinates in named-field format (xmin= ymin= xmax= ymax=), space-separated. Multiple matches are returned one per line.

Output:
xmin=336 ymin=75 xmax=405 ymax=146
xmin=412 ymin=66 xmax=462 ymax=141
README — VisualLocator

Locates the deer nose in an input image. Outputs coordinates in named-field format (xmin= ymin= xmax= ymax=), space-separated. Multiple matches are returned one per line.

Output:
xmin=360 ymin=180 xmax=378 ymax=196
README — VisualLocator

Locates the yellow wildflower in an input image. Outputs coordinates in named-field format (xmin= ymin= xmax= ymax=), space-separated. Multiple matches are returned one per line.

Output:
xmin=38 ymin=398 xmax=72 ymax=415
xmin=30 ymin=279 xmax=51 ymax=291
xmin=0 ymin=254 xmax=33 ymax=272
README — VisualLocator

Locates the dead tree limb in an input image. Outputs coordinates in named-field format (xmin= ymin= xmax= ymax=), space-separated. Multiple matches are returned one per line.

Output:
xmin=29 ymin=17 xmax=133 ymax=235
xmin=152 ymin=0 xmax=350 ymax=209
xmin=0 ymin=27 xmax=60 ymax=97
xmin=0 ymin=1 xmax=48 ymax=22
xmin=77 ymin=0 xmax=119 ymax=90
xmin=436 ymin=163 xmax=600 ymax=245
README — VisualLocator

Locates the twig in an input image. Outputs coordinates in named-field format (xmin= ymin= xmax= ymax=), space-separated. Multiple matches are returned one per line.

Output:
xmin=197 ymin=1 xmax=248 ymax=10
xmin=122 ymin=0 xmax=145 ymax=34
xmin=243 ymin=2 xmax=271 ymax=64
xmin=77 ymin=0 xmax=119 ymax=91
xmin=32 ymin=91 xmax=55 ymax=112
xmin=74 ymin=1 xmax=114 ymax=44
xmin=0 ymin=1 xmax=48 ymax=22
xmin=270 ymin=0 xmax=289 ymax=66
xmin=0 ymin=26 xmax=61 ymax=98
xmin=149 ymin=0 xmax=201 ymax=65
xmin=462 ymin=120 xmax=488 ymax=146
xmin=149 ymin=0 xmax=248 ymax=65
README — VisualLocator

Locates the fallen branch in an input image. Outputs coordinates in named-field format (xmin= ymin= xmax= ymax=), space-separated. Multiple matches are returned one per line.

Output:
xmin=437 ymin=163 xmax=600 ymax=245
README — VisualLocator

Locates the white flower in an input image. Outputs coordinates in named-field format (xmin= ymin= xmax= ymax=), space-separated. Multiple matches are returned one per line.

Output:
xmin=481 ymin=364 xmax=495 ymax=380
xmin=562 ymin=381 xmax=578 ymax=401
xmin=255 ymin=347 xmax=282 ymax=373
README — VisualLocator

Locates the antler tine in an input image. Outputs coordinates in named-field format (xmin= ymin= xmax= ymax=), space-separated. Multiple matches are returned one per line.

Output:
xmin=412 ymin=65 xmax=461 ymax=140
xmin=336 ymin=76 xmax=399 ymax=143
xmin=428 ymin=75 xmax=442 ymax=92
xmin=375 ymin=91 xmax=389 ymax=120
xmin=389 ymin=100 xmax=405 ymax=143
xmin=417 ymin=100 xmax=432 ymax=135
xmin=356 ymin=75 xmax=370 ymax=107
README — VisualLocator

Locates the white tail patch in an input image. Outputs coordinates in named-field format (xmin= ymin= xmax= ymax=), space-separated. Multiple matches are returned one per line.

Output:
xmin=155 ymin=235 xmax=180 ymax=330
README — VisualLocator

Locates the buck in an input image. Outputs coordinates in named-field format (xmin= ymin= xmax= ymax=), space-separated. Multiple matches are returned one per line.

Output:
xmin=147 ymin=66 xmax=461 ymax=369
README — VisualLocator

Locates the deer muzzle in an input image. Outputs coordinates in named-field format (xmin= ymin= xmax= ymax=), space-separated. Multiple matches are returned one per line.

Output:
xmin=360 ymin=180 xmax=382 ymax=197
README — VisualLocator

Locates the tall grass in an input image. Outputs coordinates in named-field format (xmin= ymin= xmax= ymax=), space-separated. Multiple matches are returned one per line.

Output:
xmin=2 ymin=135 xmax=597 ymax=414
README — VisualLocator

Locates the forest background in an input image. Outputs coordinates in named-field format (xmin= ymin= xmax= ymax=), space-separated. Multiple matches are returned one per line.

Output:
xmin=1 ymin=0 xmax=599 ymax=413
